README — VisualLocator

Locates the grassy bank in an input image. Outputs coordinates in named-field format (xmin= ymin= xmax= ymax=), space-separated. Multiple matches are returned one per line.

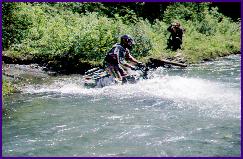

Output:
xmin=2 ymin=79 xmax=17 ymax=97
xmin=2 ymin=2 xmax=241 ymax=68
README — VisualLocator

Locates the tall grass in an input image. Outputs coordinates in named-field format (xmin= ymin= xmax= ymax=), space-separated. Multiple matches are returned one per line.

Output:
xmin=3 ymin=2 xmax=240 ymax=64
xmin=2 ymin=79 xmax=16 ymax=97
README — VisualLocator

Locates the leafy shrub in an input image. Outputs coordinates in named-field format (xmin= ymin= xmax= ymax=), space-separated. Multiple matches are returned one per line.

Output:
xmin=2 ymin=2 xmax=240 ymax=65
xmin=2 ymin=79 xmax=16 ymax=96
xmin=2 ymin=3 xmax=34 ymax=49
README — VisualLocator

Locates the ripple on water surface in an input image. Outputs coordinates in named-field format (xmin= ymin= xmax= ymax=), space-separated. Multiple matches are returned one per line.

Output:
xmin=3 ymin=55 xmax=240 ymax=156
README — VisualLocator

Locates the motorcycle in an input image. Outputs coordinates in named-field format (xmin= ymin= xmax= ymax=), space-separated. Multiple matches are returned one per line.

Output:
xmin=83 ymin=64 xmax=149 ymax=88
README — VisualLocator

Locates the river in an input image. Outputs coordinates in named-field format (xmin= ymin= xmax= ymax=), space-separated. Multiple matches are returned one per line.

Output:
xmin=2 ymin=55 xmax=240 ymax=157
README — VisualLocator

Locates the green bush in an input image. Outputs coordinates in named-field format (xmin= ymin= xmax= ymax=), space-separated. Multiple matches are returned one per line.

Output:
xmin=2 ymin=3 xmax=34 ymax=49
xmin=3 ymin=2 xmax=241 ymax=65
xmin=2 ymin=79 xmax=16 ymax=97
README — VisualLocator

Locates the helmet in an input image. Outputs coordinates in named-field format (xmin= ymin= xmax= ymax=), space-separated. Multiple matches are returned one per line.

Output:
xmin=120 ymin=34 xmax=135 ymax=49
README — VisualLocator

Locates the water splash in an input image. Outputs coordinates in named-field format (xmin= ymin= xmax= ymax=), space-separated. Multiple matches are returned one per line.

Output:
xmin=22 ymin=74 xmax=239 ymax=102
xmin=22 ymin=73 xmax=240 ymax=119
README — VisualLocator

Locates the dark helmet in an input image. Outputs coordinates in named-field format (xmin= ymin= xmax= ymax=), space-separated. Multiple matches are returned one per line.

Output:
xmin=120 ymin=34 xmax=135 ymax=49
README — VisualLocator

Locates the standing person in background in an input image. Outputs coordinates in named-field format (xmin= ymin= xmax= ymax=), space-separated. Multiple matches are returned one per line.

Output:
xmin=166 ymin=21 xmax=185 ymax=51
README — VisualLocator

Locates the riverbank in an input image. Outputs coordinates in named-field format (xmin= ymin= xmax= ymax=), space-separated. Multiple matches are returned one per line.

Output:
xmin=2 ymin=49 xmax=240 ymax=73
xmin=2 ymin=3 xmax=240 ymax=74
xmin=2 ymin=3 xmax=240 ymax=97
xmin=2 ymin=50 xmax=240 ymax=99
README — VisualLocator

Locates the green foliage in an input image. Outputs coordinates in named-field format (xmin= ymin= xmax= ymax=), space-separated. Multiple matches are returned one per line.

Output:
xmin=5 ymin=3 xmax=155 ymax=63
xmin=163 ymin=3 xmax=210 ymax=23
xmin=2 ymin=3 xmax=34 ymax=49
xmin=2 ymin=2 xmax=241 ymax=66
xmin=162 ymin=2 xmax=240 ymax=62
xmin=2 ymin=79 xmax=16 ymax=97
xmin=130 ymin=20 xmax=153 ymax=57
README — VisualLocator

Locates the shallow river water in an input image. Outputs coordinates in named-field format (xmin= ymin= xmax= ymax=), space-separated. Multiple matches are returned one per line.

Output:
xmin=2 ymin=55 xmax=240 ymax=157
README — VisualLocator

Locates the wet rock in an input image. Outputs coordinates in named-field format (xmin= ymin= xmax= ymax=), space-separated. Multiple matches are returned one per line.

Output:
xmin=2 ymin=63 xmax=49 ymax=84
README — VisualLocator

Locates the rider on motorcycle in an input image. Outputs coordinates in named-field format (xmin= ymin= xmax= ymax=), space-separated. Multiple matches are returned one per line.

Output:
xmin=104 ymin=34 xmax=143 ymax=81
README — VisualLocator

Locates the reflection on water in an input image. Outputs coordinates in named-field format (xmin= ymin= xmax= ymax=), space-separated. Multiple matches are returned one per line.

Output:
xmin=2 ymin=55 xmax=240 ymax=157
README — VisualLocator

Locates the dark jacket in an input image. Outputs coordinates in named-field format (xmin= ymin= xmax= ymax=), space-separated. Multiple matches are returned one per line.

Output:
xmin=104 ymin=43 xmax=131 ymax=66
xmin=167 ymin=25 xmax=184 ymax=42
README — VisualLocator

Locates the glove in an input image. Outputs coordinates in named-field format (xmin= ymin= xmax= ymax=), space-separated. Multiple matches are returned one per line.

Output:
xmin=130 ymin=66 xmax=136 ymax=70
xmin=136 ymin=62 xmax=145 ymax=67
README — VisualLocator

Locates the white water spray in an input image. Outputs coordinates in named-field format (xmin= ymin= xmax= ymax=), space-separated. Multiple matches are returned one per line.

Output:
xmin=22 ymin=73 xmax=240 ymax=119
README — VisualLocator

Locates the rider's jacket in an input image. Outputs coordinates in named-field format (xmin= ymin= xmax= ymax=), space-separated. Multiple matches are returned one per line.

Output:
xmin=104 ymin=43 xmax=130 ymax=66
